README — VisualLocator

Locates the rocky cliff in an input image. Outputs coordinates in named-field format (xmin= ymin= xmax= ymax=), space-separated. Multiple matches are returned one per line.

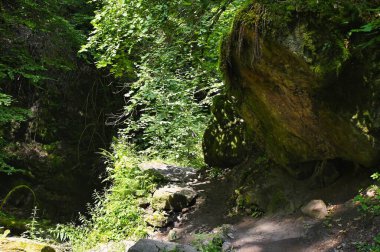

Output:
xmin=206 ymin=0 xmax=380 ymax=169
xmin=203 ymin=0 xmax=380 ymax=212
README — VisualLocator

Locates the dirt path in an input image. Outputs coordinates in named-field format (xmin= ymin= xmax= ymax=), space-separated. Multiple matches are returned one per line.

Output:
xmin=231 ymin=215 xmax=317 ymax=252
xmin=155 ymin=170 xmax=379 ymax=252
xmin=175 ymin=176 xmax=241 ymax=243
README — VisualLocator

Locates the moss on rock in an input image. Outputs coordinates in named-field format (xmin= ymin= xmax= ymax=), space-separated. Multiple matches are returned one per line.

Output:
xmin=219 ymin=0 xmax=380 ymax=168
xmin=202 ymin=95 xmax=251 ymax=168
xmin=0 ymin=237 xmax=56 ymax=252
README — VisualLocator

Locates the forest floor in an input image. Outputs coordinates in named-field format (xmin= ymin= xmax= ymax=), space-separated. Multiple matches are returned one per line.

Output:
xmin=154 ymin=170 xmax=380 ymax=252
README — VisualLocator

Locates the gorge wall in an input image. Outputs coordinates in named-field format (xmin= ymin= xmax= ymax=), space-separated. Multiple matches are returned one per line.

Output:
xmin=204 ymin=0 xmax=380 ymax=212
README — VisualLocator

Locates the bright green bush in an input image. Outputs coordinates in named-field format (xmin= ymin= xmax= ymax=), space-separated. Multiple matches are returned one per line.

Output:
xmin=53 ymin=142 xmax=161 ymax=251
xmin=355 ymin=173 xmax=380 ymax=216
xmin=82 ymin=0 xmax=251 ymax=165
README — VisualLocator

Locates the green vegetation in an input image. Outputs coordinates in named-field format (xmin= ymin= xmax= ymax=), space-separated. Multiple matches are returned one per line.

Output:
xmin=45 ymin=2 xmax=250 ymax=245
xmin=0 ymin=0 xmax=89 ymax=159
xmin=355 ymin=173 xmax=380 ymax=216
xmin=50 ymin=0 xmax=252 ymax=248
xmin=350 ymin=7 xmax=380 ymax=50
xmin=355 ymin=234 xmax=380 ymax=252
xmin=0 ymin=185 xmax=36 ymax=210
xmin=0 ymin=0 xmax=123 ymax=219
xmin=0 ymin=94 xmax=29 ymax=174
xmin=0 ymin=0 xmax=379 ymax=251
xmin=0 ymin=211 xmax=30 ymax=233
xmin=222 ymin=0 xmax=377 ymax=75
xmin=193 ymin=228 xmax=227 ymax=252
xmin=354 ymin=173 xmax=380 ymax=252
xmin=81 ymin=0 xmax=251 ymax=165
xmin=0 ymin=0 xmax=92 ymax=173
xmin=51 ymin=143 xmax=160 ymax=250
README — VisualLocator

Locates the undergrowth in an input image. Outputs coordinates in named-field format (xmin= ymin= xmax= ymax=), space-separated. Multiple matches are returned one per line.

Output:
xmin=354 ymin=172 xmax=380 ymax=252
xmin=355 ymin=173 xmax=380 ymax=216
xmin=193 ymin=229 xmax=226 ymax=252
xmin=50 ymin=141 xmax=163 ymax=251
xmin=355 ymin=232 xmax=380 ymax=252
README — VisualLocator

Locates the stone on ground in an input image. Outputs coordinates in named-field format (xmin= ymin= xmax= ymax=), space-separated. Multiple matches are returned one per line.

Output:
xmin=0 ymin=237 xmax=56 ymax=252
xmin=151 ymin=186 xmax=197 ymax=211
xmin=139 ymin=161 xmax=197 ymax=183
xmin=128 ymin=239 xmax=197 ymax=252
xmin=301 ymin=200 xmax=328 ymax=219
xmin=144 ymin=211 xmax=169 ymax=228
xmin=222 ymin=241 xmax=232 ymax=252
xmin=89 ymin=240 xmax=135 ymax=252
xmin=168 ymin=229 xmax=180 ymax=241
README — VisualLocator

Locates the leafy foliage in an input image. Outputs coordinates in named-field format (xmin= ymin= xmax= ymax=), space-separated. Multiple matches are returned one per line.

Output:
xmin=355 ymin=232 xmax=380 ymax=252
xmin=355 ymin=173 xmax=380 ymax=216
xmin=192 ymin=226 xmax=231 ymax=252
xmin=354 ymin=173 xmax=380 ymax=251
xmin=350 ymin=7 xmax=380 ymax=50
xmin=82 ymin=0 xmax=250 ymax=164
xmin=0 ymin=0 xmax=122 ymax=219
xmin=0 ymin=0 xmax=89 ymax=83
xmin=55 ymin=142 xmax=160 ymax=250
xmin=0 ymin=0 xmax=94 ymax=175
xmin=0 ymin=93 xmax=29 ymax=174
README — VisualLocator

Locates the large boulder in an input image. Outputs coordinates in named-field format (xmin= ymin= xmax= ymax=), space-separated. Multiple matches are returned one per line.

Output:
xmin=216 ymin=0 xmax=380 ymax=169
xmin=151 ymin=186 xmax=197 ymax=211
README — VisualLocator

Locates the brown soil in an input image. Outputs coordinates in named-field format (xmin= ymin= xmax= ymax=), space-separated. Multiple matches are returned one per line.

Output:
xmin=156 ymin=170 xmax=379 ymax=251
xmin=232 ymin=204 xmax=380 ymax=252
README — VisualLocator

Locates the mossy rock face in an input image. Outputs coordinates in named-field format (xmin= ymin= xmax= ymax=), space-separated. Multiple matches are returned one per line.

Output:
xmin=220 ymin=0 xmax=380 ymax=168
xmin=0 ymin=237 xmax=56 ymax=252
xmin=203 ymin=95 xmax=251 ymax=168
xmin=233 ymin=157 xmax=297 ymax=214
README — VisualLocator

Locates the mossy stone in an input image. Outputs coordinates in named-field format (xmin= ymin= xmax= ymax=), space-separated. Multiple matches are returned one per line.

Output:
xmin=151 ymin=186 xmax=197 ymax=211
xmin=0 ymin=237 xmax=55 ymax=252
xmin=144 ymin=211 xmax=168 ymax=228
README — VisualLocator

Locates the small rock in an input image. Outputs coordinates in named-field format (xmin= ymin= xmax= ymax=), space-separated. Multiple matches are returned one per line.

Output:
xmin=366 ymin=187 xmax=377 ymax=198
xmin=336 ymin=242 xmax=346 ymax=249
xmin=301 ymin=199 xmax=328 ymax=219
xmin=145 ymin=211 xmax=169 ymax=228
xmin=222 ymin=241 xmax=232 ymax=252
xmin=128 ymin=239 xmax=197 ymax=252
xmin=138 ymin=162 xmax=197 ymax=183
xmin=168 ymin=229 xmax=180 ymax=241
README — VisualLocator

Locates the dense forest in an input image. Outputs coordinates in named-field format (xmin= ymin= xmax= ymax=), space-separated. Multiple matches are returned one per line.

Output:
xmin=0 ymin=0 xmax=379 ymax=251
